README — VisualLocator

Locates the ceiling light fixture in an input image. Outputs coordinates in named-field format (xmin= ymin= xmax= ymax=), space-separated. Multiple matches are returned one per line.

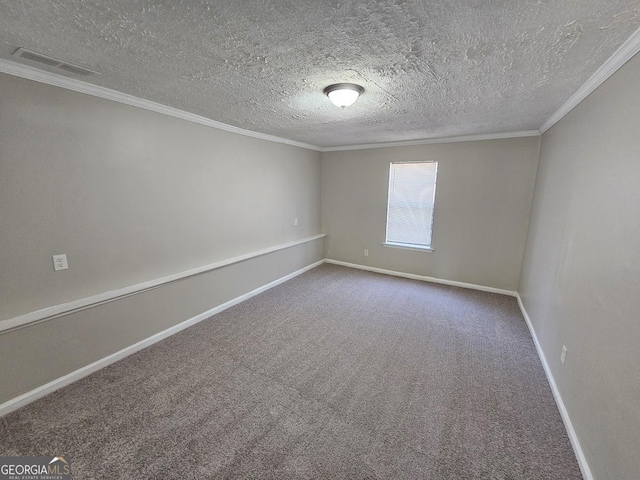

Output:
xmin=323 ymin=83 xmax=364 ymax=108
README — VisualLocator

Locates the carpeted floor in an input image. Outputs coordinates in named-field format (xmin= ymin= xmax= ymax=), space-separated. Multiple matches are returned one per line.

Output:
xmin=0 ymin=264 xmax=582 ymax=479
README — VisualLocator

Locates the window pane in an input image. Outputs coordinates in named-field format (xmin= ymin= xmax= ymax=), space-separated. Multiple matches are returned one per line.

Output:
xmin=385 ymin=162 xmax=437 ymax=247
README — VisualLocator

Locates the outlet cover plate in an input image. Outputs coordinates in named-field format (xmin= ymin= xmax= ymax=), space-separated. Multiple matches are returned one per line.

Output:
xmin=53 ymin=254 xmax=68 ymax=271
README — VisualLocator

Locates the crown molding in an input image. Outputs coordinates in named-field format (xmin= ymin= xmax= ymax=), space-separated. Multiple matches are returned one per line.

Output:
xmin=320 ymin=130 xmax=541 ymax=152
xmin=0 ymin=58 xmax=322 ymax=152
xmin=0 ymin=58 xmax=539 ymax=153
xmin=540 ymin=26 xmax=640 ymax=133
xmin=9 ymin=26 xmax=639 ymax=153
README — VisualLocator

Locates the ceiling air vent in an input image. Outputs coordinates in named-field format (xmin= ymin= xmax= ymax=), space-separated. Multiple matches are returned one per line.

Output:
xmin=57 ymin=63 xmax=96 ymax=77
xmin=12 ymin=47 xmax=98 ymax=77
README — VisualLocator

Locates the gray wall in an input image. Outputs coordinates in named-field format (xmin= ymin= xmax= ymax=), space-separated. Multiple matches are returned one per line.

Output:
xmin=519 ymin=53 xmax=640 ymax=479
xmin=0 ymin=242 xmax=323 ymax=404
xmin=0 ymin=73 xmax=323 ymax=403
xmin=321 ymin=137 xmax=540 ymax=291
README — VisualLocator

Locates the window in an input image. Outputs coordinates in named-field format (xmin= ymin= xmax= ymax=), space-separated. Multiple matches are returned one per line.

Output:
xmin=385 ymin=161 xmax=438 ymax=250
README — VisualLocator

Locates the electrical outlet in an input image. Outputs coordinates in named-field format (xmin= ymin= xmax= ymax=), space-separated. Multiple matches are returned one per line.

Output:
xmin=52 ymin=254 xmax=68 ymax=271
xmin=364 ymin=249 xmax=369 ymax=257
xmin=560 ymin=345 xmax=567 ymax=365
xmin=294 ymin=218 xmax=299 ymax=226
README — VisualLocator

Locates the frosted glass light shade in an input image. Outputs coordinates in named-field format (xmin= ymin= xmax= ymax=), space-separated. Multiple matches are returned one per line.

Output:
xmin=324 ymin=83 xmax=364 ymax=108
xmin=327 ymin=89 xmax=359 ymax=107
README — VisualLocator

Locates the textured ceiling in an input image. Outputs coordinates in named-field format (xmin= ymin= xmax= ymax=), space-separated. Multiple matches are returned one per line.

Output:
xmin=0 ymin=1 xmax=639 ymax=148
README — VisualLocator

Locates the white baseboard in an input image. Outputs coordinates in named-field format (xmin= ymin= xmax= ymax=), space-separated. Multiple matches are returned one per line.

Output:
xmin=0 ymin=257 xmax=592 ymax=480
xmin=325 ymin=259 xmax=516 ymax=297
xmin=0 ymin=260 xmax=324 ymax=418
xmin=515 ymin=293 xmax=593 ymax=480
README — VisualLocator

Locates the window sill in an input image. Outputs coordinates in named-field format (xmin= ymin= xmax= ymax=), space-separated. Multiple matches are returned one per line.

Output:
xmin=382 ymin=242 xmax=434 ymax=252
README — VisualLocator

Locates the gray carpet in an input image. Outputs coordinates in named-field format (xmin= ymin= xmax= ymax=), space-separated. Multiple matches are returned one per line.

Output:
xmin=0 ymin=264 xmax=582 ymax=479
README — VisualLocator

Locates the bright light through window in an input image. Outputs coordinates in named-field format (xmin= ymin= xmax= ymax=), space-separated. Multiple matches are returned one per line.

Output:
xmin=385 ymin=161 xmax=438 ymax=249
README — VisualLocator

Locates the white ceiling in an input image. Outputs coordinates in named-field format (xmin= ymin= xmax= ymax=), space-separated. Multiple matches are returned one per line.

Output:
xmin=0 ymin=1 xmax=639 ymax=148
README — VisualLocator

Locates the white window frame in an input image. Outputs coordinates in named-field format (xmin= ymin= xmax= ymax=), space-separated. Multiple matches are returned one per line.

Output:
xmin=383 ymin=161 xmax=438 ymax=252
